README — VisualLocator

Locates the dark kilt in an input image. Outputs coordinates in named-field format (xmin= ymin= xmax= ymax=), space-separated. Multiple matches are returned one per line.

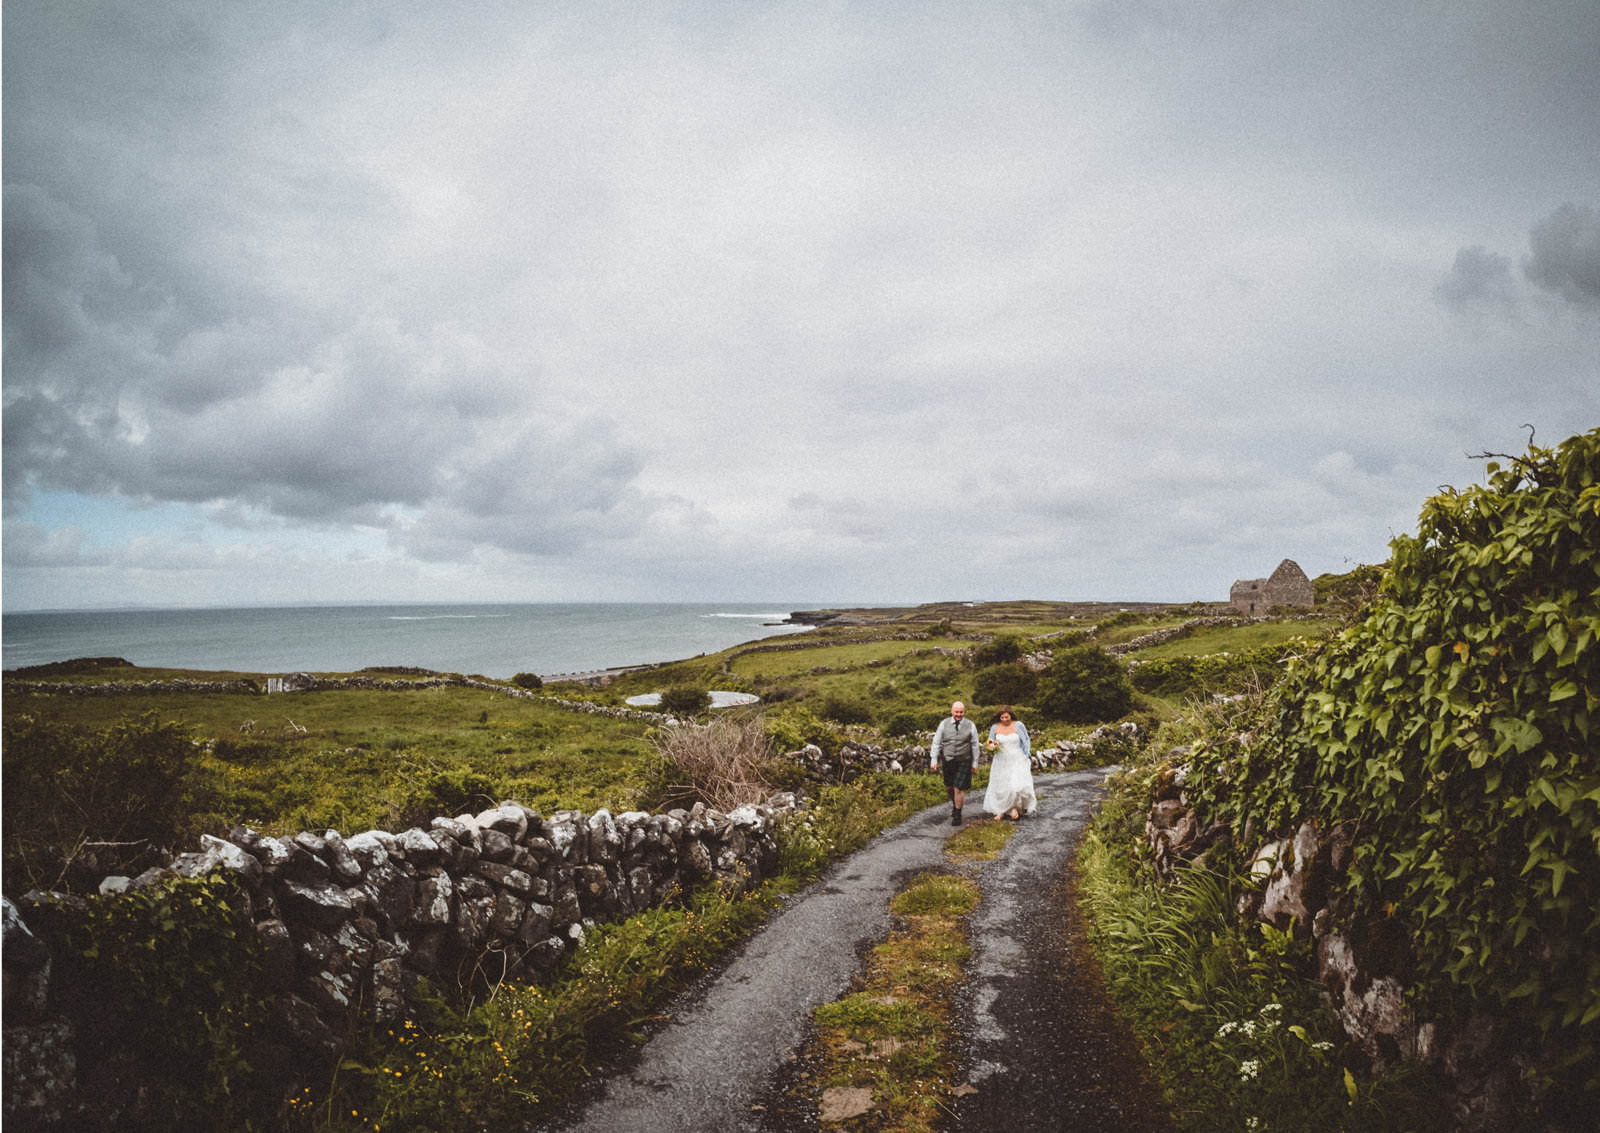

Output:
xmin=940 ymin=758 xmax=973 ymax=791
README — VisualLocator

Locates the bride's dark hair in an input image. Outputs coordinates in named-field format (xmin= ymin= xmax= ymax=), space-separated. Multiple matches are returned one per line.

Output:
xmin=996 ymin=705 xmax=1015 ymax=722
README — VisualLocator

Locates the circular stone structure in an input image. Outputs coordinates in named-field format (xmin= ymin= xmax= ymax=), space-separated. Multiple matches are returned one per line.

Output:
xmin=625 ymin=691 xmax=760 ymax=709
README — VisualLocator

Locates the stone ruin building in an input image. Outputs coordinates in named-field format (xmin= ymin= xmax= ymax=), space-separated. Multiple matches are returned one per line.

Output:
xmin=1230 ymin=559 xmax=1315 ymax=615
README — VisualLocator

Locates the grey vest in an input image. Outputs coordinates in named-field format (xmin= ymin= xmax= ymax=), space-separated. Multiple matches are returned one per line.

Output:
xmin=932 ymin=718 xmax=979 ymax=764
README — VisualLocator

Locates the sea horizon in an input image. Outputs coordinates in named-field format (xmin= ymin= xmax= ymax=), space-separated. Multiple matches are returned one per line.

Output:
xmin=3 ymin=597 xmax=865 ymax=615
xmin=1 ymin=601 xmax=841 ymax=678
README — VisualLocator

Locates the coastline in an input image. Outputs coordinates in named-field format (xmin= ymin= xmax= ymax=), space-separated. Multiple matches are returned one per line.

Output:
xmin=1 ymin=602 xmax=818 ymax=678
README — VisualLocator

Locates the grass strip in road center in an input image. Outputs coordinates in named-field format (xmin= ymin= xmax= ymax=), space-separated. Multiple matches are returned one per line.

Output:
xmin=941 ymin=816 xmax=1016 ymax=863
xmin=798 ymin=823 xmax=1013 ymax=1130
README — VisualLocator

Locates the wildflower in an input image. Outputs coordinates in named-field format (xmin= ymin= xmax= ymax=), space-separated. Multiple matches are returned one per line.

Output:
xmin=1313 ymin=1040 xmax=1333 ymax=1052
xmin=1239 ymin=1059 xmax=1260 ymax=1082
xmin=1259 ymin=1002 xmax=1282 ymax=1017
xmin=1216 ymin=1021 xmax=1238 ymax=1038
xmin=1246 ymin=1119 xmax=1262 ymax=1131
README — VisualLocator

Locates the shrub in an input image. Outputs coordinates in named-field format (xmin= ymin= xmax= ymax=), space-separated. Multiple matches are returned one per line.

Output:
xmin=1188 ymin=428 xmax=1600 ymax=1095
xmin=1035 ymin=646 xmax=1135 ymax=723
xmin=2 ymin=711 xmax=212 ymax=892
xmin=971 ymin=662 xmax=1039 ymax=705
xmin=1129 ymin=644 xmax=1299 ymax=698
xmin=1311 ymin=562 xmax=1385 ymax=616
xmin=972 ymin=634 xmax=1025 ymax=667
xmin=817 ymin=693 xmax=871 ymax=725
xmin=404 ymin=767 xmax=499 ymax=825
xmin=643 ymin=713 xmax=777 ymax=812
xmin=20 ymin=872 xmax=277 ymax=1128
xmin=511 ymin=672 xmax=543 ymax=691
xmin=883 ymin=709 xmax=937 ymax=738
xmin=763 ymin=705 xmax=840 ymax=755
xmin=658 ymin=685 xmax=712 ymax=715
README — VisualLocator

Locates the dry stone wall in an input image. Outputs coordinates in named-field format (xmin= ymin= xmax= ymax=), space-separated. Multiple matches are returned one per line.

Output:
xmin=1 ymin=672 xmax=679 ymax=727
xmin=4 ymin=793 xmax=800 ymax=1127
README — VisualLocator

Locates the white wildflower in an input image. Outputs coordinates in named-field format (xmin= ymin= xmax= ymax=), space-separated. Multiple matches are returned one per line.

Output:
xmin=1239 ymin=1058 xmax=1261 ymax=1082
xmin=1216 ymin=1021 xmax=1238 ymax=1038
xmin=1259 ymin=1002 xmax=1283 ymax=1017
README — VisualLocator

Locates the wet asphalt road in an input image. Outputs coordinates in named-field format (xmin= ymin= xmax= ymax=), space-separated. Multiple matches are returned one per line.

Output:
xmin=946 ymin=774 xmax=1174 ymax=1132
xmin=533 ymin=769 xmax=1170 ymax=1132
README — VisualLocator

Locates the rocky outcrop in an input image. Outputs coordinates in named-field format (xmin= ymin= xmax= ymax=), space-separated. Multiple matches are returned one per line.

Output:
xmin=3 ymin=794 xmax=800 ymax=1129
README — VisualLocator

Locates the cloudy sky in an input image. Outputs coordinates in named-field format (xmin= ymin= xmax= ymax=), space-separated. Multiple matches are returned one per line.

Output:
xmin=4 ymin=0 xmax=1597 ymax=611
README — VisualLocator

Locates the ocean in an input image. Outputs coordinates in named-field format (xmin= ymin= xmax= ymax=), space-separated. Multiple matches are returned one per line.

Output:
xmin=0 ymin=603 xmax=818 ymax=679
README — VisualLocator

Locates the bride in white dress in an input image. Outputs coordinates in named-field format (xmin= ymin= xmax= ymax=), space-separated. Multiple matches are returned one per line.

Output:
xmin=983 ymin=707 xmax=1037 ymax=820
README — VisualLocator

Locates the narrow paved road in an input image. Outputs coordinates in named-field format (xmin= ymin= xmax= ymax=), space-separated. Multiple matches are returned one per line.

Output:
xmin=533 ymin=769 xmax=1170 ymax=1132
xmin=947 ymin=773 xmax=1174 ymax=1131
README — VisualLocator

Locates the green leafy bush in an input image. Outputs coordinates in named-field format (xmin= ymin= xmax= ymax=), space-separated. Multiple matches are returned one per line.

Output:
xmin=971 ymin=662 xmax=1038 ymax=705
xmin=883 ymin=709 xmax=945 ymax=738
xmin=817 ymin=692 xmax=871 ymax=725
xmin=1129 ymin=643 xmax=1299 ymax=698
xmin=972 ymin=634 xmax=1025 ymax=666
xmin=23 ymin=873 xmax=277 ymax=1129
xmin=512 ymin=672 xmax=544 ymax=690
xmin=658 ymin=686 xmax=711 ymax=715
xmin=763 ymin=705 xmax=840 ymax=755
xmin=1035 ymin=646 xmax=1135 ymax=723
xmin=1311 ymin=563 xmax=1385 ymax=616
xmin=1188 ymin=429 xmax=1600 ymax=1069
xmin=2 ymin=711 xmax=213 ymax=892
xmin=408 ymin=767 xmax=499 ymax=823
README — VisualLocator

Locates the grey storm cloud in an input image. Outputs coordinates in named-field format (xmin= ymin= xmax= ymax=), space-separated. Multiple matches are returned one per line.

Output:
xmin=1525 ymin=204 xmax=1600 ymax=309
xmin=1434 ymin=246 xmax=1518 ymax=313
xmin=1 ymin=170 xmax=658 ymax=554
xmin=1436 ymin=203 xmax=1600 ymax=317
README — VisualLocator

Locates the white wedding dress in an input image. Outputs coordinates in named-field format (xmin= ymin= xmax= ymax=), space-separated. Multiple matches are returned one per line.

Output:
xmin=983 ymin=730 xmax=1037 ymax=817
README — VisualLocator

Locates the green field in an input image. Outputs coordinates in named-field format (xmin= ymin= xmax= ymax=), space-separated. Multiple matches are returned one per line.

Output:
xmin=1132 ymin=617 xmax=1338 ymax=659
xmin=4 ymin=597 xmax=1342 ymax=848
xmin=5 ymin=682 xmax=658 ymax=836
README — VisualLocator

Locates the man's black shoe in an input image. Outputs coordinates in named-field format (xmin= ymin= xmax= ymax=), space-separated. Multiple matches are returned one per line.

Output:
xmin=952 ymin=808 xmax=962 ymax=827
